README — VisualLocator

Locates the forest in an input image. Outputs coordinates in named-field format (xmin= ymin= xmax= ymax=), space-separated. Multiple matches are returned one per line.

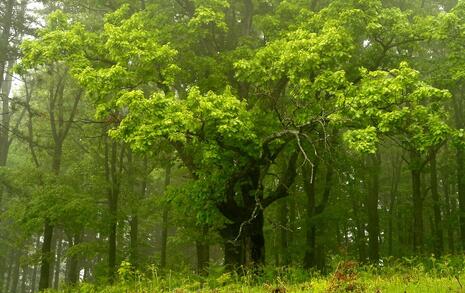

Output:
xmin=3 ymin=0 xmax=465 ymax=292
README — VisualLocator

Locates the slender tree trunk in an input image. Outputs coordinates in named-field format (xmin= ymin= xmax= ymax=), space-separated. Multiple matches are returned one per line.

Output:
xmin=0 ymin=59 xmax=14 ymax=208
xmin=390 ymin=153 xmax=402 ymax=255
xmin=0 ymin=258 xmax=4 ymax=293
xmin=388 ymin=196 xmax=395 ymax=256
xmin=129 ymin=214 xmax=138 ymax=266
xmin=128 ymin=150 xmax=141 ymax=269
xmin=367 ymin=152 xmax=381 ymax=263
xmin=457 ymin=146 xmax=465 ymax=251
xmin=304 ymin=162 xmax=333 ymax=268
xmin=303 ymin=163 xmax=318 ymax=269
xmin=108 ymin=201 xmax=117 ymax=283
xmin=352 ymin=194 xmax=367 ymax=261
xmin=38 ymin=218 xmax=54 ymax=291
xmin=4 ymin=254 xmax=13 ymax=293
xmin=160 ymin=163 xmax=171 ymax=269
xmin=279 ymin=199 xmax=289 ymax=266
xmin=31 ymin=236 xmax=40 ymax=293
xmin=106 ymin=141 xmax=121 ymax=283
xmin=66 ymin=232 xmax=81 ymax=285
xmin=443 ymin=173 xmax=455 ymax=253
xmin=20 ymin=267 xmax=28 ymax=293
xmin=411 ymin=151 xmax=424 ymax=252
xmin=10 ymin=252 xmax=20 ymax=293
xmin=196 ymin=226 xmax=210 ymax=275
xmin=453 ymin=93 xmax=465 ymax=251
xmin=0 ymin=59 xmax=14 ymax=166
xmin=430 ymin=152 xmax=443 ymax=256
xmin=0 ymin=0 xmax=14 ymax=92
xmin=53 ymin=235 xmax=63 ymax=289
xmin=288 ymin=196 xmax=296 ymax=263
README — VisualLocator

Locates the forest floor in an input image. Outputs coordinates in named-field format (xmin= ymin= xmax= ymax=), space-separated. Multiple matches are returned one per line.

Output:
xmin=52 ymin=258 xmax=465 ymax=292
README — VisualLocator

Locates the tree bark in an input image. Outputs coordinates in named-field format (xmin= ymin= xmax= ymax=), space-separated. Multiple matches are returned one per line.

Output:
xmin=39 ymin=218 xmax=54 ymax=291
xmin=278 ymin=199 xmax=289 ymax=266
xmin=160 ymin=162 xmax=171 ymax=269
xmin=430 ymin=152 xmax=443 ymax=256
xmin=106 ymin=140 xmax=122 ymax=283
xmin=67 ymin=233 xmax=81 ymax=285
xmin=53 ymin=235 xmax=63 ymax=289
xmin=303 ymin=162 xmax=318 ymax=269
xmin=196 ymin=226 xmax=210 ymax=275
xmin=31 ymin=236 xmax=40 ymax=293
xmin=10 ymin=252 xmax=20 ymax=293
xmin=303 ymin=162 xmax=333 ymax=269
xmin=249 ymin=210 xmax=265 ymax=265
xmin=0 ymin=59 xmax=14 ymax=167
xmin=411 ymin=151 xmax=424 ymax=252
xmin=221 ymin=223 xmax=243 ymax=270
xmin=443 ymin=171 xmax=455 ymax=253
xmin=128 ymin=151 xmax=138 ymax=268
xmin=367 ymin=152 xmax=381 ymax=263
xmin=0 ymin=0 xmax=14 ymax=92
xmin=388 ymin=153 xmax=402 ymax=256
xmin=20 ymin=266 xmax=28 ymax=293
xmin=453 ymin=92 xmax=465 ymax=251
xmin=4 ymin=254 xmax=13 ymax=293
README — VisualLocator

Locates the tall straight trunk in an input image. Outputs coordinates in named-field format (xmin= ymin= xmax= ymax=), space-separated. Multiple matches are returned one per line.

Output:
xmin=20 ymin=267 xmax=28 ymax=293
xmin=31 ymin=236 xmax=40 ymax=293
xmin=303 ymin=162 xmax=318 ymax=269
xmin=304 ymin=162 xmax=333 ymax=269
xmin=106 ymin=140 xmax=121 ymax=283
xmin=4 ymin=254 xmax=13 ymax=293
xmin=39 ymin=218 xmax=54 ymax=291
xmin=31 ymin=266 xmax=38 ymax=293
xmin=196 ymin=226 xmax=210 ymax=275
xmin=453 ymin=93 xmax=465 ymax=250
xmin=288 ymin=196 xmax=296 ymax=261
xmin=388 ymin=153 xmax=401 ymax=256
xmin=128 ymin=151 xmax=147 ymax=269
xmin=67 ymin=233 xmax=81 ymax=285
xmin=129 ymin=215 xmax=138 ymax=267
xmin=108 ymin=199 xmax=117 ymax=283
xmin=10 ymin=252 xmax=20 ymax=293
xmin=366 ymin=152 xmax=381 ymax=263
xmin=278 ymin=199 xmax=289 ymax=266
xmin=128 ymin=151 xmax=138 ymax=268
xmin=160 ymin=163 xmax=171 ymax=269
xmin=0 ymin=258 xmax=4 ymax=293
xmin=0 ymin=0 xmax=14 ymax=91
xmin=0 ymin=59 xmax=14 ymax=167
xmin=0 ymin=59 xmax=14 ymax=208
xmin=443 ymin=174 xmax=455 ymax=253
xmin=410 ymin=151 xmax=424 ymax=252
xmin=39 ymin=143 xmax=63 ymax=291
xmin=457 ymin=147 xmax=465 ymax=251
xmin=412 ymin=167 xmax=423 ymax=251
xmin=352 ymin=194 xmax=367 ymax=261
xmin=430 ymin=152 xmax=443 ymax=256
xmin=53 ymin=236 xmax=63 ymax=289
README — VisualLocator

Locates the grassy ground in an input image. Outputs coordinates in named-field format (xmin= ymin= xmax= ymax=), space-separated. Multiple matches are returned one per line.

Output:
xmin=51 ymin=258 xmax=465 ymax=292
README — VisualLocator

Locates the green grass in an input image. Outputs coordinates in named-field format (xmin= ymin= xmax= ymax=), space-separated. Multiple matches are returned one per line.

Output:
xmin=51 ymin=257 xmax=465 ymax=292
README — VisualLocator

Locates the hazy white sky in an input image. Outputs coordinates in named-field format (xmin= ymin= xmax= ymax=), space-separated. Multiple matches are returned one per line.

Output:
xmin=11 ymin=1 xmax=46 ymax=93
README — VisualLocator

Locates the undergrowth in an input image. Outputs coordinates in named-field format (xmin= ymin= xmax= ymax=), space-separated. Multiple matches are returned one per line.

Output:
xmin=48 ymin=255 xmax=465 ymax=292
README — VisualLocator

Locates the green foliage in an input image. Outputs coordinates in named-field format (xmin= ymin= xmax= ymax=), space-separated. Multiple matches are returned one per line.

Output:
xmin=338 ymin=62 xmax=451 ymax=153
